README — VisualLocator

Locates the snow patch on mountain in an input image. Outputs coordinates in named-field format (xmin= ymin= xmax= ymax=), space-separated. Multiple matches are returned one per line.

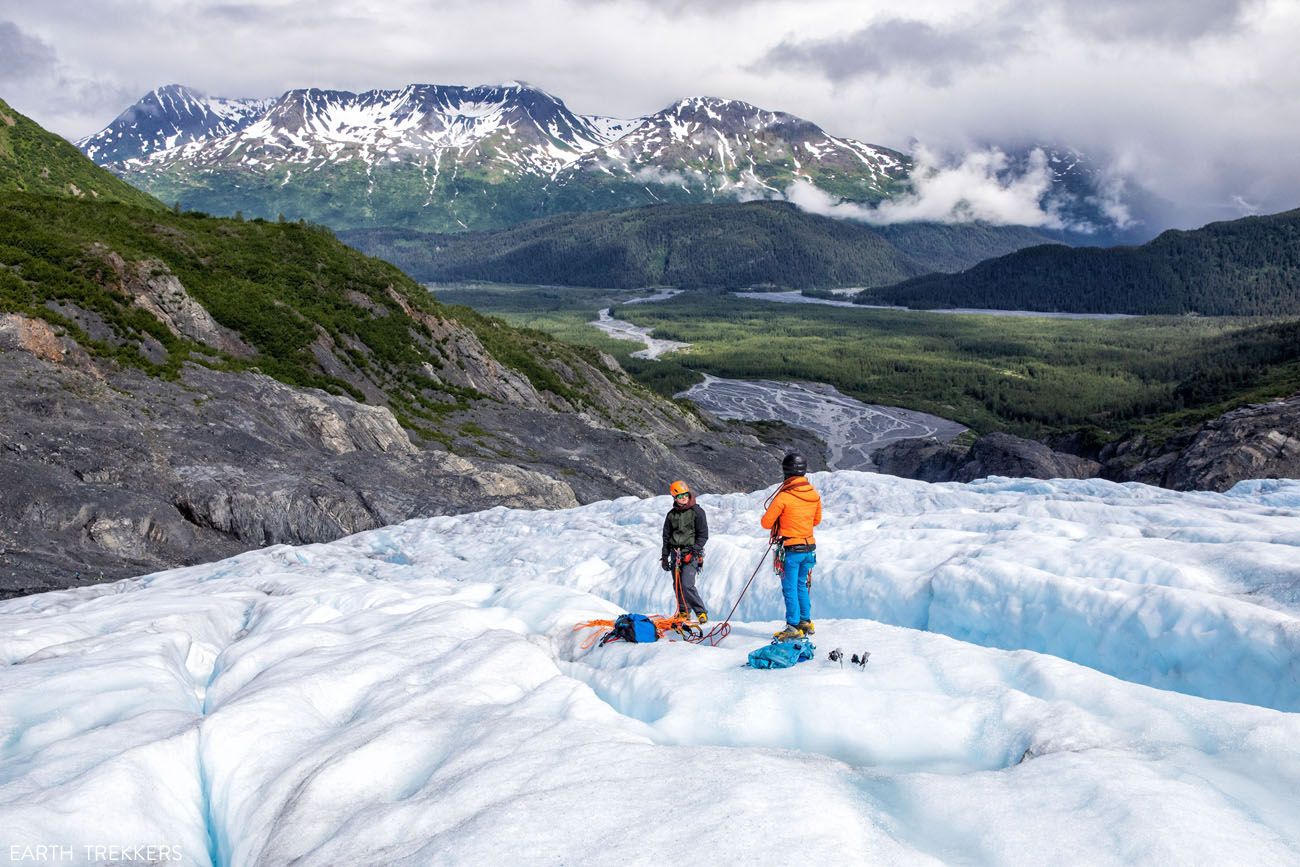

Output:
xmin=555 ymin=95 xmax=909 ymax=199
xmin=85 ymin=84 xmax=911 ymax=201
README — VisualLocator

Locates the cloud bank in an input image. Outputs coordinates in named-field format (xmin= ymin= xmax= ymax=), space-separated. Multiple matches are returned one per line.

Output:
xmin=783 ymin=147 xmax=1068 ymax=227
xmin=761 ymin=16 xmax=1025 ymax=87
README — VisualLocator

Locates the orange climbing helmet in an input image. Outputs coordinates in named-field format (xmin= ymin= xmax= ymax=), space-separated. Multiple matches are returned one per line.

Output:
xmin=669 ymin=480 xmax=691 ymax=497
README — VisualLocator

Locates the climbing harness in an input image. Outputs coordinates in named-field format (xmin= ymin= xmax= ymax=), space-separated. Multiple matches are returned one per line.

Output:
xmin=670 ymin=548 xmax=692 ymax=617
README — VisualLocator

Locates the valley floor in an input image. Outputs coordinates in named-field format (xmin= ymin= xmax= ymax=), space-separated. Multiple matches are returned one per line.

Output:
xmin=2 ymin=473 xmax=1299 ymax=865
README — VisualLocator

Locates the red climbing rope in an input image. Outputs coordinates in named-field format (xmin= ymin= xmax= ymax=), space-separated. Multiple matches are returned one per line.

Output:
xmin=686 ymin=540 xmax=773 ymax=647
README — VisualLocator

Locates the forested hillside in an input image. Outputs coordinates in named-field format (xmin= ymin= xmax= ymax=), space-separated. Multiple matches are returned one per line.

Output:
xmin=862 ymin=208 xmax=1300 ymax=315
xmin=0 ymin=97 xmax=163 ymax=210
xmin=342 ymin=201 xmax=1055 ymax=290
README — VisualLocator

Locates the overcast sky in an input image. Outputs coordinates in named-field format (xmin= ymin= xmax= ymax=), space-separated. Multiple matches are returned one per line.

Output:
xmin=2 ymin=0 xmax=1298 ymax=227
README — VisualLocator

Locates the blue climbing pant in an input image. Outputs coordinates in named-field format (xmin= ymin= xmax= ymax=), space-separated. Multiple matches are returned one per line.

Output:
xmin=781 ymin=549 xmax=816 ymax=626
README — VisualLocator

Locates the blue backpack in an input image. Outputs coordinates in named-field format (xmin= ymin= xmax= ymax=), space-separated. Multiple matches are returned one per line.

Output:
xmin=601 ymin=613 xmax=659 ymax=646
xmin=748 ymin=638 xmax=816 ymax=669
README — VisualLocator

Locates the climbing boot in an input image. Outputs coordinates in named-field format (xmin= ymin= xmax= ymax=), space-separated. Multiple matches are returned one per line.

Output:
xmin=773 ymin=623 xmax=804 ymax=641
xmin=797 ymin=620 xmax=815 ymax=635
xmin=697 ymin=612 xmax=709 ymax=625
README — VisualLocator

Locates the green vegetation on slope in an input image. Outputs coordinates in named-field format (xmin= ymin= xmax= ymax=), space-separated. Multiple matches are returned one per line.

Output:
xmin=863 ymin=208 xmax=1300 ymax=316
xmin=872 ymin=222 xmax=1066 ymax=274
xmin=132 ymin=158 xmax=556 ymax=233
xmin=0 ymin=97 xmax=164 ymax=211
xmin=343 ymin=201 xmax=1056 ymax=291
xmin=0 ymin=194 xmax=629 ymax=441
xmin=0 ymin=194 xmax=444 ymax=395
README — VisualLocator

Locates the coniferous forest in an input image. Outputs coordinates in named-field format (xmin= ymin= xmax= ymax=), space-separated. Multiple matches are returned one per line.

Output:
xmin=863 ymin=208 xmax=1300 ymax=315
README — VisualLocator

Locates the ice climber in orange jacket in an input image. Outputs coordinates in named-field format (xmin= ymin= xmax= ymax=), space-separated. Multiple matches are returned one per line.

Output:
xmin=761 ymin=452 xmax=822 ymax=641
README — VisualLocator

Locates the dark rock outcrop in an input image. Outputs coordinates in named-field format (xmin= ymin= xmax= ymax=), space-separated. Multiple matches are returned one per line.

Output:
xmin=873 ymin=431 xmax=1099 ymax=484
xmin=954 ymin=433 xmax=1100 ymax=483
xmin=872 ymin=437 xmax=968 ymax=483
xmin=0 ymin=347 xmax=572 ymax=597
xmin=877 ymin=395 xmax=1300 ymax=494
xmin=1103 ymin=394 xmax=1300 ymax=491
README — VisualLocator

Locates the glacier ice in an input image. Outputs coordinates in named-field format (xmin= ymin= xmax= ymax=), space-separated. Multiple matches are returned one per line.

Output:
xmin=1 ymin=472 xmax=1299 ymax=865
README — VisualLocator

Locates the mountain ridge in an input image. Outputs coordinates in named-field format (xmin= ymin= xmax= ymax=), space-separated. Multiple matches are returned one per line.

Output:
xmin=78 ymin=84 xmax=274 ymax=165
xmin=76 ymin=83 xmax=1127 ymax=236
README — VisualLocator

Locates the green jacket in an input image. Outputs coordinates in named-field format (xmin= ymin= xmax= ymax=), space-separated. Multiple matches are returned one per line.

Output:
xmin=662 ymin=501 xmax=709 ymax=555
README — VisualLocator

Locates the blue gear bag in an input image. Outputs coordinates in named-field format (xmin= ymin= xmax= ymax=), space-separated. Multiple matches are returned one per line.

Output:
xmin=611 ymin=613 xmax=658 ymax=643
xmin=747 ymin=638 xmax=816 ymax=669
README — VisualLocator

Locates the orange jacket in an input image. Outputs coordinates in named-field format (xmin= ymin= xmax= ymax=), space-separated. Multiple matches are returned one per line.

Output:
xmin=760 ymin=476 xmax=822 ymax=546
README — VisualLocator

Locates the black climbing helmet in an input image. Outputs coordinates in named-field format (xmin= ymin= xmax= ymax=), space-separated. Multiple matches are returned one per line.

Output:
xmin=782 ymin=452 xmax=807 ymax=478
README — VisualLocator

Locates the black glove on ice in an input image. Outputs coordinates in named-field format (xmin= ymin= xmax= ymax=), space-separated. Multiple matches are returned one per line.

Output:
xmin=660 ymin=555 xmax=671 ymax=572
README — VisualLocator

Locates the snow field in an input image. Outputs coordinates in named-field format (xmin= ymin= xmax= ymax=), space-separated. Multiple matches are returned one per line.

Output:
xmin=1 ymin=472 xmax=1299 ymax=864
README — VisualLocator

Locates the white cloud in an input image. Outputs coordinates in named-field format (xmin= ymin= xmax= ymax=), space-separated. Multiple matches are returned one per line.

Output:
xmin=632 ymin=166 xmax=690 ymax=187
xmin=1082 ymin=173 xmax=1135 ymax=230
xmin=1056 ymin=0 xmax=1259 ymax=43
xmin=0 ymin=20 xmax=56 ymax=80
xmin=0 ymin=18 xmax=137 ymax=136
xmin=784 ymin=147 xmax=1066 ymax=227
xmin=1230 ymin=195 xmax=1261 ymax=216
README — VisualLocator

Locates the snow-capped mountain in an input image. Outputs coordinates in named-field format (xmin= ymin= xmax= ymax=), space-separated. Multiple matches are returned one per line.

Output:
xmin=556 ymin=96 xmax=908 ymax=201
xmin=80 ymin=84 xmax=913 ymax=231
xmin=147 ymin=83 xmax=615 ymax=179
xmin=76 ymin=84 xmax=273 ymax=165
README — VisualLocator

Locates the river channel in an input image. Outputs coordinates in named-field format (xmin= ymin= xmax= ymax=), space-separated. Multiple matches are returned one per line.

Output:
xmin=591 ymin=307 xmax=966 ymax=470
